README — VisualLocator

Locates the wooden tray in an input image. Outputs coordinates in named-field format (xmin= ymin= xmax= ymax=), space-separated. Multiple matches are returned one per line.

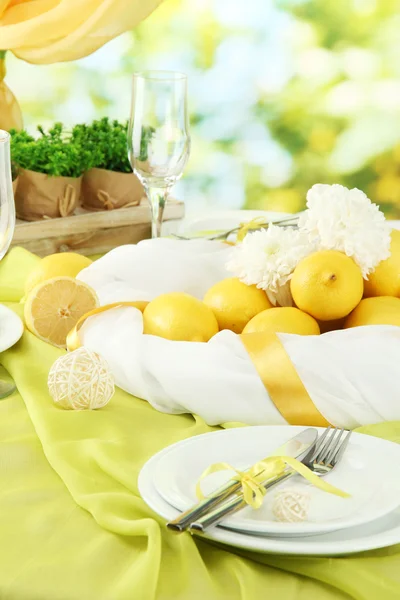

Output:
xmin=11 ymin=199 xmax=184 ymax=257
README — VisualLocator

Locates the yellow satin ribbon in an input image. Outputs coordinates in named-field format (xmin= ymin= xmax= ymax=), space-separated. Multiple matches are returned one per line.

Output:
xmin=66 ymin=301 xmax=148 ymax=352
xmin=241 ymin=332 xmax=330 ymax=427
xmin=236 ymin=217 xmax=268 ymax=242
xmin=196 ymin=455 xmax=349 ymax=510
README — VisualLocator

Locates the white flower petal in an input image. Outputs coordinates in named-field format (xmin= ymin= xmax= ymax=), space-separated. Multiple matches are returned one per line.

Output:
xmin=299 ymin=184 xmax=391 ymax=278
xmin=226 ymin=225 xmax=314 ymax=294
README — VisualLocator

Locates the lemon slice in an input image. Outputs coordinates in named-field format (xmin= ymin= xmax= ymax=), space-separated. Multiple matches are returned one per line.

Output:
xmin=24 ymin=277 xmax=99 ymax=348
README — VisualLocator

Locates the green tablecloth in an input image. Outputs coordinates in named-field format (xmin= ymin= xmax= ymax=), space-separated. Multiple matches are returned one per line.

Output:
xmin=1 ymin=247 xmax=400 ymax=600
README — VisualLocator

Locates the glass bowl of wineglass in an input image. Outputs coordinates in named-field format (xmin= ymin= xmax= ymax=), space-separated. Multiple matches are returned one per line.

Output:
xmin=128 ymin=71 xmax=191 ymax=238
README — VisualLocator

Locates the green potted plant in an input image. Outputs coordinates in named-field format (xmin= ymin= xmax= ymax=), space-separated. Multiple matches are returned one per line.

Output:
xmin=76 ymin=118 xmax=144 ymax=211
xmin=10 ymin=124 xmax=91 ymax=221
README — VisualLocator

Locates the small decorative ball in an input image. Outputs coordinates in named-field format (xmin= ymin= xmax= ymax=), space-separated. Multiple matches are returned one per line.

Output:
xmin=48 ymin=347 xmax=115 ymax=410
xmin=272 ymin=488 xmax=311 ymax=523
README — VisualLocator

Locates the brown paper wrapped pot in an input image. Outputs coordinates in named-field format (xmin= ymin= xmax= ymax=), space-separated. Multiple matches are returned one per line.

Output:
xmin=15 ymin=169 xmax=81 ymax=221
xmin=81 ymin=168 xmax=144 ymax=211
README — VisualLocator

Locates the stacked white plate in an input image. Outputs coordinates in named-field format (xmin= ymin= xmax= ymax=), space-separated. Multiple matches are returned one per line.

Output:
xmin=0 ymin=304 xmax=23 ymax=353
xmin=138 ymin=426 xmax=400 ymax=556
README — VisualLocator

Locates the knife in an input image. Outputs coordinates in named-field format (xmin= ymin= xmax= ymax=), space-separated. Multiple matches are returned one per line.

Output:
xmin=166 ymin=427 xmax=318 ymax=533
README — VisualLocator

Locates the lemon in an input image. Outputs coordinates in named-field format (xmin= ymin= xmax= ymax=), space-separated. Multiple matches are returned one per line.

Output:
xmin=364 ymin=230 xmax=400 ymax=298
xmin=24 ymin=277 xmax=99 ymax=348
xmin=290 ymin=250 xmax=363 ymax=320
xmin=25 ymin=253 xmax=92 ymax=296
xmin=143 ymin=292 xmax=219 ymax=342
xmin=344 ymin=296 xmax=400 ymax=329
xmin=203 ymin=278 xmax=272 ymax=333
xmin=242 ymin=307 xmax=320 ymax=335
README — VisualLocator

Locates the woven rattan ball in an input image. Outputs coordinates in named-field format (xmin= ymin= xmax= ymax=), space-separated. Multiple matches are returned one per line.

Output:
xmin=272 ymin=488 xmax=311 ymax=523
xmin=48 ymin=347 xmax=115 ymax=410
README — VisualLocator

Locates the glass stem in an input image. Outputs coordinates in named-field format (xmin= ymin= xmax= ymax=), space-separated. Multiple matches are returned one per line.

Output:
xmin=145 ymin=185 xmax=169 ymax=238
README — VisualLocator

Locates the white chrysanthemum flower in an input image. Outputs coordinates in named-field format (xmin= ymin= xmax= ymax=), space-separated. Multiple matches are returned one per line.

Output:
xmin=226 ymin=225 xmax=313 ymax=304
xmin=299 ymin=184 xmax=391 ymax=278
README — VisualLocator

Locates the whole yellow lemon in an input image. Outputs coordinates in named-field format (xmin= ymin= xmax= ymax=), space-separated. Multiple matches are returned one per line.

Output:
xmin=25 ymin=252 xmax=92 ymax=296
xmin=204 ymin=277 xmax=272 ymax=333
xmin=344 ymin=296 xmax=400 ymax=329
xmin=291 ymin=250 xmax=363 ymax=320
xmin=143 ymin=292 xmax=219 ymax=342
xmin=242 ymin=307 xmax=320 ymax=335
xmin=364 ymin=230 xmax=400 ymax=297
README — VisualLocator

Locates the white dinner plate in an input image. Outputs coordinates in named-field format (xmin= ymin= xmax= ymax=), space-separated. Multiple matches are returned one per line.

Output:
xmin=0 ymin=304 xmax=24 ymax=353
xmin=179 ymin=210 xmax=291 ymax=236
xmin=151 ymin=426 xmax=400 ymax=537
xmin=138 ymin=436 xmax=400 ymax=556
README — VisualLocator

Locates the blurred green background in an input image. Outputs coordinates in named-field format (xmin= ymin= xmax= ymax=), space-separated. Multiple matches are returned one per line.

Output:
xmin=6 ymin=0 xmax=400 ymax=217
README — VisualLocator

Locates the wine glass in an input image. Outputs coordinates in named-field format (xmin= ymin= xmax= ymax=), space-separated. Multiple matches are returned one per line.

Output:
xmin=128 ymin=71 xmax=190 ymax=238
xmin=0 ymin=130 xmax=16 ymax=398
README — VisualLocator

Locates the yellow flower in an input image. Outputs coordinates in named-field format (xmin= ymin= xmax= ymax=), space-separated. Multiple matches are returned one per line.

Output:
xmin=0 ymin=0 xmax=165 ymax=64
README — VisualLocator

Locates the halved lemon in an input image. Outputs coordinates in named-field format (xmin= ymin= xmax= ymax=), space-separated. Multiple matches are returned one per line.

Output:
xmin=25 ymin=252 xmax=92 ymax=296
xmin=24 ymin=277 xmax=99 ymax=348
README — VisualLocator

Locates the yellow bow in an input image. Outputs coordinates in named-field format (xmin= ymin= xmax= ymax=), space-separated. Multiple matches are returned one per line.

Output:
xmin=196 ymin=455 xmax=349 ymax=510
xmin=66 ymin=301 xmax=149 ymax=352
xmin=236 ymin=217 xmax=268 ymax=242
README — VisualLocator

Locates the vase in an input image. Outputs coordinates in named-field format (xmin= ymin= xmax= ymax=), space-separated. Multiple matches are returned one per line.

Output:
xmin=0 ymin=51 xmax=23 ymax=131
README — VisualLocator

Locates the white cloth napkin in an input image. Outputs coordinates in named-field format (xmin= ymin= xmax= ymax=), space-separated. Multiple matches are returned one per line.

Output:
xmin=78 ymin=239 xmax=400 ymax=429
xmin=79 ymin=238 xmax=231 ymax=305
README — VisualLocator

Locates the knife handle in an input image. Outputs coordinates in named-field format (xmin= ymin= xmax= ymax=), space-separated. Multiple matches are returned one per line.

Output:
xmin=167 ymin=468 xmax=290 ymax=532
xmin=189 ymin=469 xmax=295 ymax=533
xmin=166 ymin=479 xmax=242 ymax=532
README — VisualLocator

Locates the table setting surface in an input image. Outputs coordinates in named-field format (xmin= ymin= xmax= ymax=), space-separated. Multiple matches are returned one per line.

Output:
xmin=0 ymin=247 xmax=400 ymax=600
xmin=2 ymin=1 xmax=400 ymax=596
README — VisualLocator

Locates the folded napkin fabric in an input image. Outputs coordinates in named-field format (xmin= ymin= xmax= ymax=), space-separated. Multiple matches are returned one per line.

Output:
xmin=77 ymin=239 xmax=400 ymax=429
xmin=78 ymin=238 xmax=232 ymax=304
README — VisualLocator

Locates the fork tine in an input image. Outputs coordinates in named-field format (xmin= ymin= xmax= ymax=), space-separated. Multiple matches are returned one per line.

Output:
xmin=330 ymin=430 xmax=352 ymax=466
xmin=305 ymin=426 xmax=332 ymax=463
xmin=324 ymin=428 xmax=345 ymax=465
xmin=314 ymin=428 xmax=340 ymax=464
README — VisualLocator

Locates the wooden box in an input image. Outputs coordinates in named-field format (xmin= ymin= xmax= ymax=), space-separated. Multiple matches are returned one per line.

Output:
xmin=11 ymin=199 xmax=185 ymax=257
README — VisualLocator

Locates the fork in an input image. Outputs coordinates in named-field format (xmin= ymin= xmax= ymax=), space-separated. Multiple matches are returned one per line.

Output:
xmin=171 ymin=214 xmax=302 ymax=242
xmin=189 ymin=427 xmax=352 ymax=534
